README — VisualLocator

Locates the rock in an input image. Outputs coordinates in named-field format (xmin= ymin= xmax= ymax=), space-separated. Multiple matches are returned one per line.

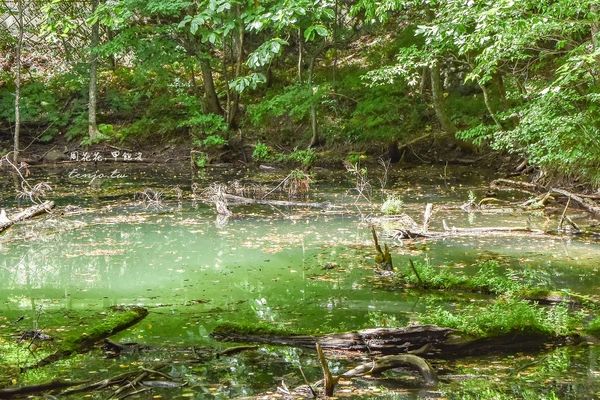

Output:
xmin=43 ymin=149 xmax=66 ymax=162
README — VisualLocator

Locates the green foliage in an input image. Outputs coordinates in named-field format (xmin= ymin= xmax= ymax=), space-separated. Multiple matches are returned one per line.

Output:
xmin=345 ymin=152 xmax=367 ymax=165
xmin=381 ymin=195 xmax=404 ymax=215
xmin=346 ymin=85 xmax=425 ymax=142
xmin=201 ymin=134 xmax=227 ymax=147
xmin=252 ymin=142 xmax=273 ymax=162
xmin=248 ymin=83 xmax=328 ymax=126
xmin=194 ymin=152 xmax=208 ymax=168
xmin=419 ymin=298 xmax=564 ymax=338
xmin=282 ymin=148 xmax=317 ymax=167
xmin=447 ymin=379 xmax=561 ymax=400
xmin=586 ymin=317 xmax=600 ymax=338
xmin=399 ymin=260 xmax=549 ymax=297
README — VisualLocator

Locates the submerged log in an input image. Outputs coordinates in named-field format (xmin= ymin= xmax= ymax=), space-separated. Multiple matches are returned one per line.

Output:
xmin=0 ymin=201 xmax=54 ymax=233
xmin=224 ymin=193 xmax=332 ymax=209
xmin=0 ymin=380 xmax=85 ymax=399
xmin=21 ymin=306 xmax=148 ymax=371
xmin=211 ymin=323 xmax=579 ymax=359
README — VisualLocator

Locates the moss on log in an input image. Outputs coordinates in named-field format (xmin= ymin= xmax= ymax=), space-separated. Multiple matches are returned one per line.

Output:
xmin=21 ymin=306 xmax=148 ymax=371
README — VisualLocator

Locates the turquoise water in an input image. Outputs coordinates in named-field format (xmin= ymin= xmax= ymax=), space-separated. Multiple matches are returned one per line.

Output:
xmin=0 ymin=164 xmax=598 ymax=398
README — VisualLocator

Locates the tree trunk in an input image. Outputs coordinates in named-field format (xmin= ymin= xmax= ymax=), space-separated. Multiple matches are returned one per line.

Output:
xmin=592 ymin=4 xmax=599 ymax=50
xmin=308 ymin=56 xmax=319 ymax=148
xmin=430 ymin=60 xmax=456 ymax=136
xmin=88 ymin=0 xmax=100 ymax=141
xmin=227 ymin=8 xmax=244 ymax=129
xmin=297 ymin=29 xmax=303 ymax=82
xmin=13 ymin=0 xmax=23 ymax=162
xmin=419 ymin=67 xmax=429 ymax=96
xmin=480 ymin=83 xmax=503 ymax=129
xmin=199 ymin=56 xmax=223 ymax=115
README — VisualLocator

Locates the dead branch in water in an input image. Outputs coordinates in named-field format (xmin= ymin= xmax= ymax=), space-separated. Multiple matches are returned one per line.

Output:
xmin=551 ymin=188 xmax=600 ymax=216
xmin=224 ymin=193 xmax=332 ymax=209
xmin=0 ymin=201 xmax=54 ymax=233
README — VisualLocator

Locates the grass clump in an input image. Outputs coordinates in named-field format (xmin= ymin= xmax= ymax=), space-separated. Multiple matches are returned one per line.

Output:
xmin=381 ymin=195 xmax=404 ymax=215
xmin=399 ymin=260 xmax=549 ymax=298
xmin=419 ymin=299 xmax=577 ymax=338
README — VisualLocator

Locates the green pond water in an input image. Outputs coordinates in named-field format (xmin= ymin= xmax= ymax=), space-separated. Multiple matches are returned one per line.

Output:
xmin=0 ymin=164 xmax=599 ymax=399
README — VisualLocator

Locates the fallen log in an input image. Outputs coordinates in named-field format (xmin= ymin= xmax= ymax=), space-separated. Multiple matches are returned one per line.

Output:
xmin=551 ymin=188 xmax=600 ymax=216
xmin=391 ymin=225 xmax=548 ymax=240
xmin=0 ymin=201 xmax=54 ymax=233
xmin=212 ymin=324 xmax=453 ymax=354
xmin=223 ymin=193 xmax=332 ymax=209
xmin=0 ymin=380 xmax=86 ymax=399
xmin=211 ymin=323 xmax=579 ymax=359
xmin=490 ymin=178 xmax=544 ymax=194
xmin=21 ymin=306 xmax=148 ymax=371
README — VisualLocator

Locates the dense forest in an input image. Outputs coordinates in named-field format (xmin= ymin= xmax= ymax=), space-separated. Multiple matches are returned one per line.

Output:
xmin=1 ymin=1 xmax=600 ymax=400
xmin=0 ymin=0 xmax=599 ymax=184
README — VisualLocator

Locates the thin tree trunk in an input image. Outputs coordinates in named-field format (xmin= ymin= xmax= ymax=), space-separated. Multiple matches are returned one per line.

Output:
xmin=480 ymin=83 xmax=503 ymax=129
xmin=297 ymin=29 xmax=303 ymax=82
xmin=88 ymin=0 xmax=100 ymax=141
xmin=493 ymin=73 xmax=508 ymax=109
xmin=419 ymin=67 xmax=429 ymax=96
xmin=430 ymin=60 xmax=456 ymax=136
xmin=199 ymin=56 xmax=223 ymax=115
xmin=308 ymin=56 xmax=319 ymax=148
xmin=592 ymin=4 xmax=599 ymax=50
xmin=13 ymin=0 xmax=23 ymax=162
xmin=228 ymin=7 xmax=244 ymax=128
xmin=332 ymin=0 xmax=338 ymax=86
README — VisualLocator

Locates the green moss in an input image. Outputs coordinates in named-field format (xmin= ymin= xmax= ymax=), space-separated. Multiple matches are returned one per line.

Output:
xmin=59 ymin=306 xmax=147 ymax=351
xmin=418 ymin=299 xmax=575 ymax=338
xmin=399 ymin=260 xmax=552 ymax=299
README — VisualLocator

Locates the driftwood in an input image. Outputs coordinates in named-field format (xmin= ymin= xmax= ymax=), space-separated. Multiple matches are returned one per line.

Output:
xmin=491 ymin=178 xmax=600 ymax=216
xmin=392 ymin=222 xmax=547 ymax=241
xmin=0 ymin=201 xmax=54 ymax=233
xmin=551 ymin=188 xmax=600 ymax=216
xmin=212 ymin=324 xmax=578 ymax=359
xmin=340 ymin=354 xmax=437 ymax=385
xmin=224 ymin=193 xmax=331 ymax=209
xmin=491 ymin=178 xmax=543 ymax=194
xmin=21 ymin=306 xmax=148 ymax=371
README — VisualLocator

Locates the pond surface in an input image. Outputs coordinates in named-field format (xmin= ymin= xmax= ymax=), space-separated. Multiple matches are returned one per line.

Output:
xmin=0 ymin=163 xmax=599 ymax=399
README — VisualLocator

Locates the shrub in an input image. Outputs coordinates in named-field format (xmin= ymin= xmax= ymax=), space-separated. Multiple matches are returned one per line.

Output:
xmin=252 ymin=142 xmax=273 ymax=162
xmin=381 ymin=195 xmax=404 ymax=215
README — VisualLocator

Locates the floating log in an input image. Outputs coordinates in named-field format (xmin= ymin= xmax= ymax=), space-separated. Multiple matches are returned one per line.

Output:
xmin=21 ymin=306 xmax=148 ymax=371
xmin=224 ymin=193 xmax=332 ymax=209
xmin=0 ymin=201 xmax=54 ymax=233
xmin=211 ymin=323 xmax=578 ymax=359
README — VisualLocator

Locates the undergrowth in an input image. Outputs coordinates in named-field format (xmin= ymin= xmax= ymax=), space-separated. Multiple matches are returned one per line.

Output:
xmin=418 ymin=299 xmax=580 ymax=337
